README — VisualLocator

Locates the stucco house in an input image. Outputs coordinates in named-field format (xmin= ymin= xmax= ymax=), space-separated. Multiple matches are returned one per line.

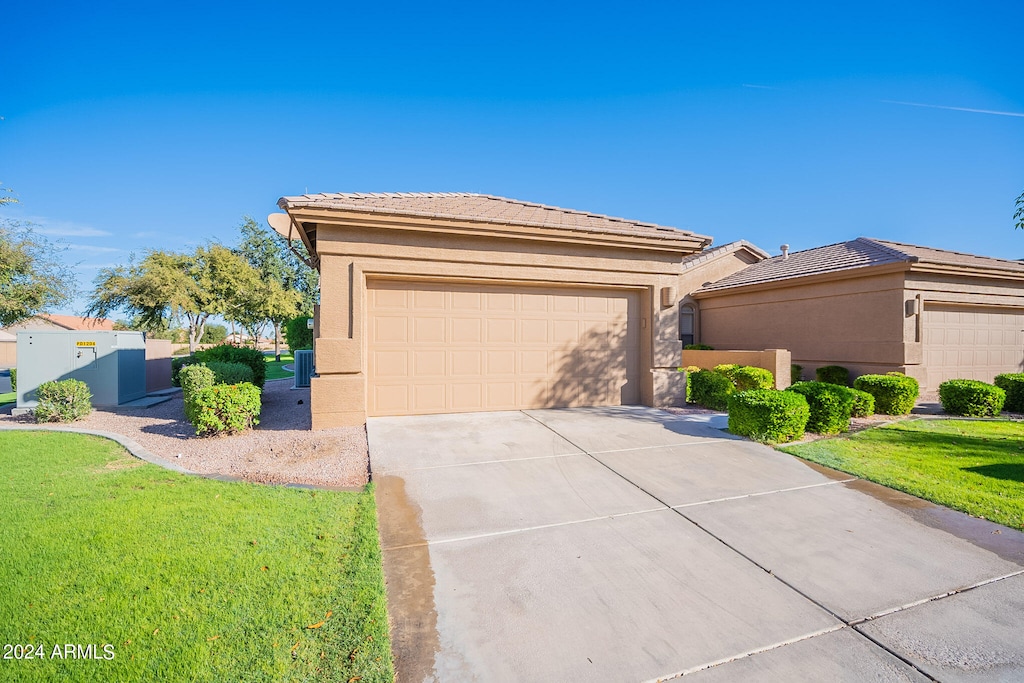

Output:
xmin=3 ymin=314 xmax=115 ymax=333
xmin=270 ymin=194 xmax=1024 ymax=429
xmin=693 ymin=238 xmax=1024 ymax=389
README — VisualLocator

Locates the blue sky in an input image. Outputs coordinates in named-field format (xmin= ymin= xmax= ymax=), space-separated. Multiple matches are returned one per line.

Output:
xmin=2 ymin=1 xmax=1022 ymax=315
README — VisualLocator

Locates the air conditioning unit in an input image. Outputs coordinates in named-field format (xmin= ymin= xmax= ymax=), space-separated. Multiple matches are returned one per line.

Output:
xmin=293 ymin=349 xmax=314 ymax=388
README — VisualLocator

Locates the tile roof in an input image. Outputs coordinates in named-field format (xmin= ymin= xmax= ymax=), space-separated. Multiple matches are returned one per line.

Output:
xmin=279 ymin=192 xmax=711 ymax=245
xmin=679 ymin=240 xmax=770 ymax=272
xmin=39 ymin=314 xmax=115 ymax=331
xmin=696 ymin=237 xmax=1024 ymax=292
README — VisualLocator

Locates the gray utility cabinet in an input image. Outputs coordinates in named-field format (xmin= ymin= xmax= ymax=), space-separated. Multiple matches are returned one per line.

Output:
xmin=16 ymin=331 xmax=147 ymax=408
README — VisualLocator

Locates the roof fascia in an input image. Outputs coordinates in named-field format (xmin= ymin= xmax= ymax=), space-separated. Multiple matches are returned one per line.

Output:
xmin=692 ymin=261 xmax=911 ymax=299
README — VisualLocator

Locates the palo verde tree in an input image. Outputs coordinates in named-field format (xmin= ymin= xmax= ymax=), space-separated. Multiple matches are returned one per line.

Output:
xmin=235 ymin=216 xmax=314 ymax=359
xmin=0 ymin=188 xmax=76 ymax=327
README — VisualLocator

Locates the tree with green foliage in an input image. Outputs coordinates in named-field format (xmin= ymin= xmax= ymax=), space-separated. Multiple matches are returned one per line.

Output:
xmin=201 ymin=324 xmax=227 ymax=344
xmin=235 ymin=216 xmax=313 ymax=359
xmin=1 ymin=200 xmax=77 ymax=327
xmin=1016 ymin=191 xmax=1024 ymax=231
xmin=87 ymin=245 xmax=255 ymax=354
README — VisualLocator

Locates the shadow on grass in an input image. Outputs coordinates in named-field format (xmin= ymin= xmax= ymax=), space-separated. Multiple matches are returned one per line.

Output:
xmin=964 ymin=463 xmax=1024 ymax=484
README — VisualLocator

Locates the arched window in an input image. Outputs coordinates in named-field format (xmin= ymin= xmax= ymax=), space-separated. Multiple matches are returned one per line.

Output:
xmin=678 ymin=304 xmax=695 ymax=346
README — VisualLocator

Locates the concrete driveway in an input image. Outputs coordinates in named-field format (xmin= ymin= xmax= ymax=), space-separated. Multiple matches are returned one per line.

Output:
xmin=369 ymin=407 xmax=1024 ymax=682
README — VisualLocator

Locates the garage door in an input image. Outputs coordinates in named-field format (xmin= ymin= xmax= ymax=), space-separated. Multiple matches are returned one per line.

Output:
xmin=367 ymin=280 xmax=641 ymax=416
xmin=923 ymin=305 xmax=1024 ymax=388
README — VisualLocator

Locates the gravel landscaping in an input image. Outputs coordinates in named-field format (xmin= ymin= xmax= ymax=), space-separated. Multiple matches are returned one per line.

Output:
xmin=0 ymin=379 xmax=369 ymax=488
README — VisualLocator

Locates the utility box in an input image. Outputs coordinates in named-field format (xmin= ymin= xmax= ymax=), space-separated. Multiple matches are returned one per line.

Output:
xmin=293 ymin=349 xmax=314 ymax=388
xmin=16 ymin=331 xmax=147 ymax=408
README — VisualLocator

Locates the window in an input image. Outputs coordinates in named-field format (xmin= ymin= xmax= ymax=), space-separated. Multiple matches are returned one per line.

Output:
xmin=679 ymin=304 xmax=695 ymax=345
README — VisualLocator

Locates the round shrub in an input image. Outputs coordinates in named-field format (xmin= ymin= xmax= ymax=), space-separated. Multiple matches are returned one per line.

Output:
xmin=179 ymin=364 xmax=216 ymax=424
xmin=728 ymin=389 xmax=809 ymax=444
xmin=171 ymin=355 xmax=202 ymax=387
xmin=938 ymin=380 xmax=1005 ymax=417
xmin=34 ymin=379 xmax=92 ymax=423
xmin=994 ymin=373 xmax=1024 ymax=413
xmin=731 ymin=366 xmax=774 ymax=391
xmin=853 ymin=373 xmax=919 ymax=415
xmin=713 ymin=364 xmax=741 ymax=381
xmin=205 ymin=361 xmax=254 ymax=386
xmin=816 ymin=365 xmax=850 ymax=387
xmin=195 ymin=344 xmax=266 ymax=389
xmin=189 ymin=382 xmax=262 ymax=436
xmin=9 ymin=368 xmax=16 ymax=392
xmin=787 ymin=381 xmax=854 ymax=435
xmin=688 ymin=369 xmax=734 ymax=410
xmin=849 ymin=389 xmax=875 ymax=418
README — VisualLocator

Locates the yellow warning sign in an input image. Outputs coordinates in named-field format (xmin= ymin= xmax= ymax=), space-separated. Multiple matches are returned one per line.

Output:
xmin=76 ymin=341 xmax=97 ymax=347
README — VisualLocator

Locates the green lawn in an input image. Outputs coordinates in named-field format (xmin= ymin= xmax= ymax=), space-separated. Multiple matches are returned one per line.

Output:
xmin=264 ymin=353 xmax=295 ymax=381
xmin=0 ymin=431 xmax=393 ymax=682
xmin=780 ymin=418 xmax=1024 ymax=531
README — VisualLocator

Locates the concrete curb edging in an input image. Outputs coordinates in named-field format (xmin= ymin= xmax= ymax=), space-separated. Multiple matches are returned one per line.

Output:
xmin=0 ymin=425 xmax=363 ymax=492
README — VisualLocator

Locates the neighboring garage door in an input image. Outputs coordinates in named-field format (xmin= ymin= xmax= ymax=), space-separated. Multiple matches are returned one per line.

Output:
xmin=367 ymin=280 xmax=641 ymax=416
xmin=923 ymin=304 xmax=1024 ymax=388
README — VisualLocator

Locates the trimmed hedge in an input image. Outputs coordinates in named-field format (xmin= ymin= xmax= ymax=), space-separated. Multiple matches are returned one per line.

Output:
xmin=683 ymin=343 xmax=714 ymax=350
xmin=850 ymin=389 xmax=875 ymax=418
xmin=853 ymin=373 xmax=919 ymax=415
xmin=189 ymin=383 xmax=262 ymax=436
xmin=34 ymin=379 xmax=92 ymax=423
xmin=787 ymin=381 xmax=854 ymax=435
xmin=994 ymin=373 xmax=1024 ymax=413
xmin=179 ymin=364 xmax=216 ymax=424
xmin=728 ymin=389 xmax=809 ymax=444
xmin=195 ymin=345 xmax=267 ymax=389
xmin=688 ymin=369 xmax=734 ymax=410
xmin=205 ymin=361 xmax=254 ymax=386
xmin=816 ymin=365 xmax=850 ymax=387
xmin=791 ymin=364 xmax=803 ymax=384
xmin=284 ymin=315 xmax=314 ymax=352
xmin=9 ymin=368 xmax=15 ymax=392
xmin=938 ymin=379 xmax=1005 ymax=417
xmin=731 ymin=366 xmax=774 ymax=391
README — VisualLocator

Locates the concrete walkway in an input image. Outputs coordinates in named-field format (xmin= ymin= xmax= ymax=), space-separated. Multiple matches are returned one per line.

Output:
xmin=369 ymin=406 xmax=1024 ymax=682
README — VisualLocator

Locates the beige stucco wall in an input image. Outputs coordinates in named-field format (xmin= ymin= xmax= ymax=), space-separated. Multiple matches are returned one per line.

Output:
xmin=681 ymin=349 xmax=792 ymax=389
xmin=297 ymin=216 xmax=757 ymax=429
xmin=0 ymin=340 xmax=15 ymax=367
xmin=695 ymin=269 xmax=910 ymax=382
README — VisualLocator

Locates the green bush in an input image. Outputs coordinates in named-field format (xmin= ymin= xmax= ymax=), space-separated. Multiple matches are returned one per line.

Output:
xmin=171 ymin=356 xmax=202 ymax=387
xmin=816 ymin=365 xmax=850 ymax=387
xmin=787 ymin=381 xmax=854 ymax=435
xmin=850 ymin=389 xmax=875 ymax=418
xmin=9 ymin=368 xmax=15 ymax=392
xmin=731 ymin=366 xmax=774 ymax=391
xmin=683 ymin=343 xmax=714 ymax=350
xmin=284 ymin=315 xmax=314 ymax=352
xmin=34 ymin=379 xmax=92 ymax=423
xmin=204 ymin=361 xmax=254 ymax=386
xmin=938 ymin=380 xmax=1005 ymax=417
xmin=179 ymin=364 xmax=216 ymax=424
xmin=688 ymin=369 xmax=734 ymax=410
xmin=189 ymin=383 xmax=262 ymax=436
xmin=195 ymin=344 xmax=266 ymax=389
xmin=713 ymin=364 xmax=741 ymax=381
xmin=791 ymin=364 xmax=803 ymax=384
xmin=994 ymin=373 xmax=1024 ymax=412
xmin=853 ymin=373 xmax=919 ymax=415
xmin=728 ymin=389 xmax=809 ymax=444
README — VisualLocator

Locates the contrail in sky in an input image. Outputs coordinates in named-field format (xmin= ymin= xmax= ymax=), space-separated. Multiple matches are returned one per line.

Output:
xmin=882 ymin=100 xmax=1024 ymax=118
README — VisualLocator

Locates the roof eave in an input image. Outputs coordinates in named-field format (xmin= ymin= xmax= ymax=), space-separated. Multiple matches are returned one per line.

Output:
xmin=692 ymin=261 xmax=913 ymax=298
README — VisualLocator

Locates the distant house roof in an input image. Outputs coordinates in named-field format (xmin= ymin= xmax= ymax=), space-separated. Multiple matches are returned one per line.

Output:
xmin=0 ymin=330 xmax=15 ymax=342
xmin=37 ymin=314 xmax=115 ymax=331
xmin=278 ymin=192 xmax=712 ymax=247
xmin=696 ymin=237 xmax=1024 ymax=293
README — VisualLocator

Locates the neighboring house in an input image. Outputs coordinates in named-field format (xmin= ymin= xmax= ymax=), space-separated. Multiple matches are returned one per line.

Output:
xmin=693 ymin=238 xmax=1024 ymax=389
xmin=0 ymin=330 xmax=15 ymax=368
xmin=270 ymin=193 xmax=768 ymax=428
xmin=3 ymin=313 xmax=115 ymax=333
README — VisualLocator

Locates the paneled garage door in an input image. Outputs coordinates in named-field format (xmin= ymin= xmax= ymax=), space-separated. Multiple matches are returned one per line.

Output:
xmin=367 ymin=280 xmax=641 ymax=416
xmin=923 ymin=304 xmax=1024 ymax=388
